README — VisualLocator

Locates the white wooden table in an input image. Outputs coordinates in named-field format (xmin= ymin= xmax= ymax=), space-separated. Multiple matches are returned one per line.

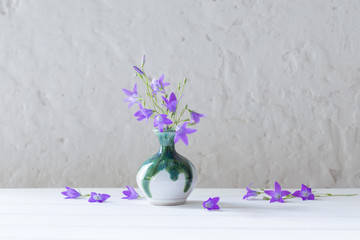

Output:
xmin=0 ymin=188 xmax=359 ymax=240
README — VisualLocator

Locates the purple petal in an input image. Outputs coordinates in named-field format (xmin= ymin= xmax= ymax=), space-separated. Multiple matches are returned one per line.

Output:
xmin=185 ymin=128 xmax=197 ymax=134
xmin=301 ymin=184 xmax=309 ymax=192
xmin=181 ymin=134 xmax=189 ymax=145
xmin=61 ymin=191 xmax=68 ymax=196
xmin=281 ymin=190 xmax=291 ymax=197
xmin=169 ymin=92 xmax=177 ymax=102
xmin=122 ymin=190 xmax=131 ymax=198
xmin=292 ymin=190 xmax=302 ymax=198
xmin=122 ymin=88 xmax=133 ymax=96
xmin=101 ymin=194 xmax=111 ymax=202
xmin=308 ymin=194 xmax=315 ymax=200
xmin=264 ymin=190 xmax=274 ymax=197
xmin=163 ymin=118 xmax=173 ymax=125
xmin=211 ymin=204 xmax=220 ymax=210
xmin=243 ymin=194 xmax=249 ymax=200
xmin=162 ymin=82 xmax=170 ymax=88
xmin=158 ymin=74 xmax=164 ymax=82
xmin=174 ymin=134 xmax=180 ymax=144
xmin=274 ymin=182 xmax=281 ymax=193
xmin=126 ymin=101 xmax=137 ymax=109
xmin=269 ymin=197 xmax=277 ymax=203
xmin=212 ymin=197 xmax=220 ymax=204
xmin=162 ymin=96 xmax=169 ymax=104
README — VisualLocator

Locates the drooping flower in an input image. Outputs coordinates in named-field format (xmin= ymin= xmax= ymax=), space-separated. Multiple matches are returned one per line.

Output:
xmin=190 ymin=111 xmax=206 ymax=124
xmin=174 ymin=122 xmax=196 ymax=145
xmin=162 ymin=92 xmax=178 ymax=112
xmin=243 ymin=183 xmax=259 ymax=200
xmin=134 ymin=104 xmax=153 ymax=122
xmin=151 ymin=74 xmax=170 ymax=94
xmin=292 ymin=184 xmax=315 ymax=201
xmin=122 ymin=186 xmax=140 ymax=200
xmin=123 ymin=83 xmax=140 ymax=108
xmin=203 ymin=197 xmax=220 ymax=210
xmin=88 ymin=192 xmax=111 ymax=203
xmin=61 ymin=186 xmax=81 ymax=199
xmin=154 ymin=114 xmax=173 ymax=132
xmin=264 ymin=182 xmax=291 ymax=203
xmin=133 ymin=66 xmax=144 ymax=75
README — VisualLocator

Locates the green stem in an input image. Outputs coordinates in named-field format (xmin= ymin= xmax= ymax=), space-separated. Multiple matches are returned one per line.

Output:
xmin=315 ymin=193 xmax=358 ymax=197
xmin=141 ymin=73 xmax=165 ymax=115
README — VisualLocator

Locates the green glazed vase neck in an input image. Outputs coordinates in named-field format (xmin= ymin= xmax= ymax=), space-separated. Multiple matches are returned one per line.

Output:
xmin=154 ymin=130 xmax=176 ymax=152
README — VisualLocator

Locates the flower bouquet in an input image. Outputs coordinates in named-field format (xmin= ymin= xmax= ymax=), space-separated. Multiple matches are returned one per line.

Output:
xmin=123 ymin=55 xmax=204 ymax=205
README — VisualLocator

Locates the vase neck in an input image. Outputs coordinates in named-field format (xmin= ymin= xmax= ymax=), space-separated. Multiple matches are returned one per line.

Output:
xmin=155 ymin=130 xmax=176 ymax=153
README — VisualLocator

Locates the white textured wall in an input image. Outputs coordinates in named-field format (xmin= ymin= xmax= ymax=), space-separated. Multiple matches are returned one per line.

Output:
xmin=0 ymin=0 xmax=359 ymax=188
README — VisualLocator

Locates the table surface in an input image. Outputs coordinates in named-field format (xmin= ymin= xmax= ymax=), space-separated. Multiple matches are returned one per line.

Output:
xmin=0 ymin=188 xmax=359 ymax=240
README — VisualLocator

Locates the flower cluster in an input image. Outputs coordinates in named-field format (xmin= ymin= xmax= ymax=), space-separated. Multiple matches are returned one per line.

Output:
xmin=61 ymin=186 xmax=141 ymax=203
xmin=61 ymin=186 xmax=110 ymax=203
xmin=123 ymin=55 xmax=205 ymax=145
xmin=62 ymin=185 xmax=356 ymax=210
xmin=243 ymin=182 xmax=315 ymax=203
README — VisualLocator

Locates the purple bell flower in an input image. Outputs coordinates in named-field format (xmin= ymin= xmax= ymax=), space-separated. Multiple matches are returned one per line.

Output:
xmin=134 ymin=104 xmax=153 ymax=122
xmin=203 ymin=197 xmax=220 ymax=210
xmin=151 ymin=74 xmax=170 ymax=94
xmin=122 ymin=186 xmax=140 ymax=200
xmin=61 ymin=186 xmax=81 ymax=199
xmin=292 ymin=184 xmax=315 ymax=200
xmin=190 ymin=111 xmax=206 ymax=124
xmin=174 ymin=122 xmax=197 ymax=146
xmin=88 ymin=192 xmax=111 ymax=203
xmin=243 ymin=183 xmax=259 ymax=200
xmin=162 ymin=92 xmax=178 ymax=113
xmin=123 ymin=83 xmax=140 ymax=108
xmin=154 ymin=114 xmax=173 ymax=132
xmin=264 ymin=182 xmax=291 ymax=203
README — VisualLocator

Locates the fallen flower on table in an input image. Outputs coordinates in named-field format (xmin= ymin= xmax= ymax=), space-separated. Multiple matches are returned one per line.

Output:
xmin=88 ymin=192 xmax=111 ymax=203
xmin=292 ymin=184 xmax=315 ymax=201
xmin=61 ymin=186 xmax=83 ymax=199
xmin=122 ymin=186 xmax=140 ymax=200
xmin=264 ymin=181 xmax=291 ymax=203
xmin=243 ymin=182 xmax=357 ymax=203
xmin=203 ymin=197 xmax=220 ymax=210
xmin=243 ymin=183 xmax=260 ymax=200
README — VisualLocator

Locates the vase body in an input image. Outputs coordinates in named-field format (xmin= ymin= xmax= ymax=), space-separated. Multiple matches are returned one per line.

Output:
xmin=136 ymin=130 xmax=197 ymax=205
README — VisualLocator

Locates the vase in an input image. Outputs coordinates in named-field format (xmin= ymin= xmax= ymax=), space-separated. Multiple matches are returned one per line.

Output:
xmin=136 ymin=129 xmax=197 ymax=206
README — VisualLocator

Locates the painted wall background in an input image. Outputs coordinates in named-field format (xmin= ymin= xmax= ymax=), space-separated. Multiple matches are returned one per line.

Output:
xmin=0 ymin=0 xmax=359 ymax=188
